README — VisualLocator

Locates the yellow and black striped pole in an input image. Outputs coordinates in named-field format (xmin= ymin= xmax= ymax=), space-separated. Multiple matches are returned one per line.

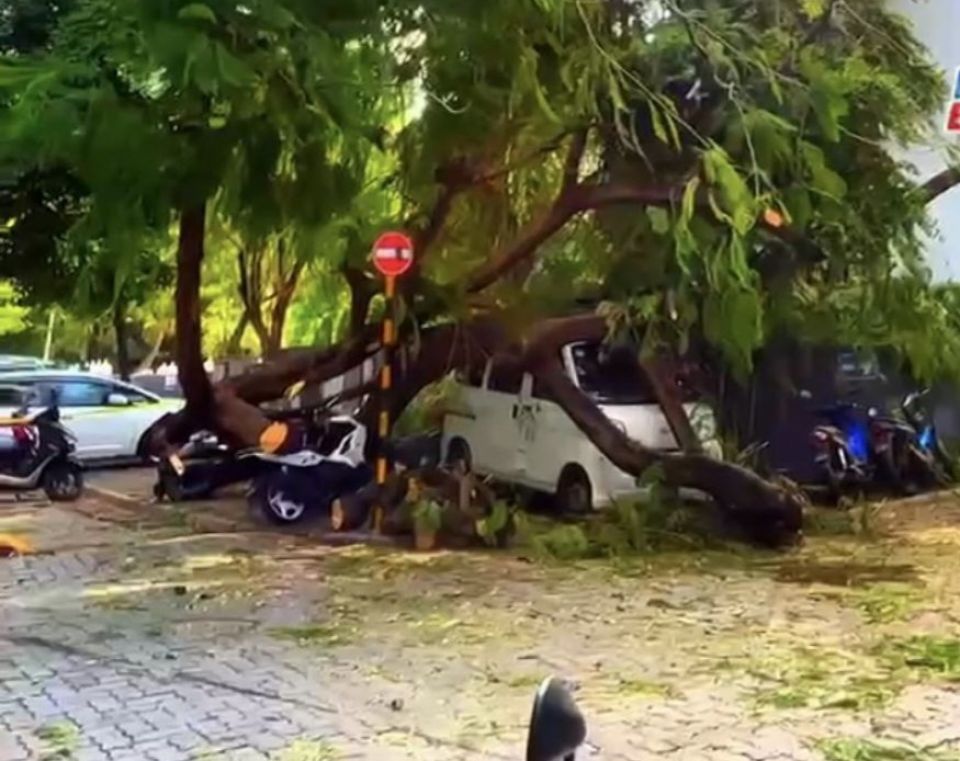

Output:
xmin=371 ymin=231 xmax=414 ymax=533
xmin=373 ymin=274 xmax=398 ymax=533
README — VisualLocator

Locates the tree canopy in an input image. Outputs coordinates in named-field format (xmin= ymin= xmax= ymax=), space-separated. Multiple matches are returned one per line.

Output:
xmin=2 ymin=0 xmax=960 ymax=532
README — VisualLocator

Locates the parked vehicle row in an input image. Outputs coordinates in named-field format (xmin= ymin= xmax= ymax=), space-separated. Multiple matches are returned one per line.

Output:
xmin=0 ymin=371 xmax=180 ymax=462
xmin=809 ymin=388 xmax=954 ymax=503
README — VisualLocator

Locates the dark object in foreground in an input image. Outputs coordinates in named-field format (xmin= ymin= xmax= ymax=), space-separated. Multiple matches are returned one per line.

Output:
xmin=526 ymin=677 xmax=587 ymax=761
xmin=0 ymin=394 xmax=83 ymax=502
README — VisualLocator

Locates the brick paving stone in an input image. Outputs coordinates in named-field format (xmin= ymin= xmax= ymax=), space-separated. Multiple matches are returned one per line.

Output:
xmin=5 ymin=500 xmax=960 ymax=760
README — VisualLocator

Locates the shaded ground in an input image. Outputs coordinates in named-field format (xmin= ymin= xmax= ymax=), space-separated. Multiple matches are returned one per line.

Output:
xmin=2 ymin=475 xmax=960 ymax=760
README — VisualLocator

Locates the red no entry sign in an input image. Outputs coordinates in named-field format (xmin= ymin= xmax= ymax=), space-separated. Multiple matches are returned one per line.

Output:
xmin=372 ymin=231 xmax=414 ymax=278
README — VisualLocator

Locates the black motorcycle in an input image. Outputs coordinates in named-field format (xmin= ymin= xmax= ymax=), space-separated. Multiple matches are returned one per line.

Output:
xmin=153 ymin=394 xmax=348 ymax=504
xmin=892 ymin=389 xmax=954 ymax=489
xmin=0 ymin=394 xmax=83 ymax=502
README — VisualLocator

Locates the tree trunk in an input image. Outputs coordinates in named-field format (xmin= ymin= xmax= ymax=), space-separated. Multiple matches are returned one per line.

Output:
xmin=226 ymin=312 xmax=248 ymax=356
xmin=112 ymin=298 xmax=131 ymax=381
xmin=175 ymin=205 xmax=212 ymax=419
xmin=147 ymin=307 xmax=801 ymax=544
xmin=519 ymin=315 xmax=803 ymax=545
xmin=135 ymin=327 xmax=167 ymax=375
xmin=344 ymin=268 xmax=373 ymax=337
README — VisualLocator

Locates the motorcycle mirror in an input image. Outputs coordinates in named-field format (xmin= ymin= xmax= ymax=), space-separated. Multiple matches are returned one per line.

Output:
xmin=526 ymin=678 xmax=587 ymax=761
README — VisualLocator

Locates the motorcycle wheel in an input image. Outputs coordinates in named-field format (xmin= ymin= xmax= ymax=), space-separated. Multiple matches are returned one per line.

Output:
xmin=42 ymin=461 xmax=84 ymax=502
xmin=908 ymin=447 xmax=947 ymax=491
xmin=157 ymin=469 xmax=187 ymax=502
xmin=882 ymin=443 xmax=916 ymax=497
xmin=251 ymin=474 xmax=311 ymax=525
xmin=820 ymin=460 xmax=843 ymax=507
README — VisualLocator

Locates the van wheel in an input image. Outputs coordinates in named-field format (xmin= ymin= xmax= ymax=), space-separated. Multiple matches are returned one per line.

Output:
xmin=445 ymin=438 xmax=472 ymax=475
xmin=555 ymin=466 xmax=592 ymax=515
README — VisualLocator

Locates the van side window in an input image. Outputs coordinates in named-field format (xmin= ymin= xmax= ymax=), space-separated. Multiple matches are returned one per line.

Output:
xmin=464 ymin=362 xmax=486 ymax=388
xmin=571 ymin=342 xmax=657 ymax=405
xmin=488 ymin=358 xmax=524 ymax=395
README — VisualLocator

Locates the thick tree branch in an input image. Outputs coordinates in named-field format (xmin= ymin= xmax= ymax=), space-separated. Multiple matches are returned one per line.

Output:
xmin=921 ymin=166 xmax=960 ymax=203
xmin=563 ymin=129 xmax=589 ymax=191
xmin=465 ymin=179 xmax=683 ymax=294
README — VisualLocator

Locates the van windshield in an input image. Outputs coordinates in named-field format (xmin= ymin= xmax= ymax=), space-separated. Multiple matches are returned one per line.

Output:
xmin=570 ymin=343 xmax=656 ymax=405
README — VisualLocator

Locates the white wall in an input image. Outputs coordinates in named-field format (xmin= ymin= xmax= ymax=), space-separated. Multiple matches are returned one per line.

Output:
xmin=891 ymin=0 xmax=960 ymax=281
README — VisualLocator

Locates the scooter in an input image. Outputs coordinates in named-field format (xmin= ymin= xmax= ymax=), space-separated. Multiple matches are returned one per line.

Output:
xmin=809 ymin=401 xmax=874 ymax=503
xmin=901 ymin=389 xmax=955 ymax=487
xmin=526 ymin=677 xmax=587 ymax=761
xmin=0 ymin=399 xmax=83 ymax=502
xmin=153 ymin=392 xmax=355 ymax=504
xmin=248 ymin=414 xmax=373 ymax=525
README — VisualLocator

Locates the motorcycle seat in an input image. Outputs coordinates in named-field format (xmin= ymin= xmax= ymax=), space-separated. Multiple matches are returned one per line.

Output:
xmin=0 ymin=411 xmax=42 ymax=426
xmin=814 ymin=425 xmax=844 ymax=437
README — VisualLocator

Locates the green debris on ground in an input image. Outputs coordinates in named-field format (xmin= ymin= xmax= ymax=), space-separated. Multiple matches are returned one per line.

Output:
xmin=818 ymin=737 xmax=960 ymax=761
xmin=877 ymin=635 xmax=960 ymax=681
xmin=275 ymin=739 xmax=341 ymax=761
xmin=854 ymin=583 xmax=929 ymax=624
xmin=269 ymin=623 xmax=357 ymax=647
xmin=613 ymin=677 xmax=679 ymax=699
xmin=35 ymin=722 xmax=79 ymax=759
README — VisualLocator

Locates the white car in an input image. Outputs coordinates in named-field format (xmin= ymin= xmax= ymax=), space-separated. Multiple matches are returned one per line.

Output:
xmin=0 ymin=371 xmax=182 ymax=462
xmin=441 ymin=342 xmax=723 ymax=513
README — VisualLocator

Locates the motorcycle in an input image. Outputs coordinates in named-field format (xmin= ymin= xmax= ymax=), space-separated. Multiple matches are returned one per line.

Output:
xmin=248 ymin=413 xmax=373 ymax=525
xmin=526 ymin=677 xmax=587 ymax=761
xmin=809 ymin=400 xmax=874 ymax=503
xmin=0 ymin=392 xmax=83 ymax=502
xmin=153 ymin=391 xmax=357 ymax=505
xmin=885 ymin=389 xmax=954 ymax=490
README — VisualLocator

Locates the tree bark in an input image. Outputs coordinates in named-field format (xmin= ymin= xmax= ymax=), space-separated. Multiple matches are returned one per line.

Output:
xmin=175 ymin=205 xmax=212 ymax=421
xmin=921 ymin=166 xmax=960 ymax=204
xmin=518 ymin=315 xmax=803 ymax=545
xmin=135 ymin=326 xmax=167 ymax=375
xmin=226 ymin=312 xmax=248 ymax=356
xmin=344 ymin=267 xmax=374 ymax=337
xmin=112 ymin=298 xmax=131 ymax=381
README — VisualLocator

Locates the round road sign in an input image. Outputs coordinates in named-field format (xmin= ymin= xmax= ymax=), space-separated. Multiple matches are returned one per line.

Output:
xmin=372 ymin=231 xmax=414 ymax=278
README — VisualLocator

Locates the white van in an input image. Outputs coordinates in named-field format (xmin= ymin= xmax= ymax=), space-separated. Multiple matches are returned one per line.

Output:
xmin=441 ymin=342 xmax=723 ymax=512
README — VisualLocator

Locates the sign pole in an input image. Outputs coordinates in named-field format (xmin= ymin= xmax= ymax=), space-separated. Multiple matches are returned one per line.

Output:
xmin=369 ymin=230 xmax=414 ymax=535
xmin=373 ymin=274 xmax=397 ymax=533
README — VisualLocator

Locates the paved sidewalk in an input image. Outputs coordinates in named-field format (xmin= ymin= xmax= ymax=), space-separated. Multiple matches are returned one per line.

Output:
xmin=1 ymin=496 xmax=960 ymax=760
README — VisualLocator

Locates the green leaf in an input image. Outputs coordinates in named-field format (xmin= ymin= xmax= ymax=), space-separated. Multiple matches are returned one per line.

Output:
xmin=681 ymin=176 xmax=700 ymax=224
xmin=801 ymin=0 xmax=827 ymax=20
xmin=178 ymin=3 xmax=217 ymax=24
xmin=647 ymin=207 xmax=670 ymax=235
xmin=703 ymin=147 xmax=756 ymax=234
xmin=215 ymin=43 xmax=256 ymax=88
xmin=783 ymin=186 xmax=813 ymax=229
xmin=649 ymin=102 xmax=669 ymax=145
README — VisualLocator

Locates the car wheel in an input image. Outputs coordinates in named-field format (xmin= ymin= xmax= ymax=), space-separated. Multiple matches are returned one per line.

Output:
xmin=445 ymin=438 xmax=472 ymax=475
xmin=42 ymin=461 xmax=84 ymax=502
xmin=555 ymin=466 xmax=592 ymax=515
